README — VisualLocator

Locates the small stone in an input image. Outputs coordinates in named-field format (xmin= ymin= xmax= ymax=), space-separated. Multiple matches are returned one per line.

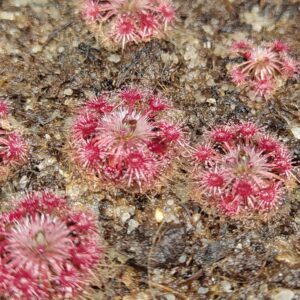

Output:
xmin=198 ymin=287 xmax=209 ymax=294
xmin=127 ymin=219 xmax=139 ymax=234
xmin=205 ymin=41 xmax=212 ymax=49
xmin=207 ymin=98 xmax=216 ymax=105
xmin=214 ymin=44 xmax=228 ymax=58
xmin=155 ymin=208 xmax=164 ymax=223
xmin=19 ymin=175 xmax=29 ymax=189
xmin=37 ymin=157 xmax=57 ymax=170
xmin=195 ymin=92 xmax=206 ymax=104
xmin=202 ymin=25 xmax=214 ymax=35
xmin=236 ymin=243 xmax=243 ymax=250
xmin=164 ymin=294 xmax=176 ymax=300
xmin=0 ymin=11 xmax=20 ymax=20
xmin=275 ymin=252 xmax=300 ymax=267
xmin=63 ymin=88 xmax=73 ymax=96
xmin=31 ymin=45 xmax=42 ymax=53
xmin=290 ymin=127 xmax=300 ymax=139
xmin=108 ymin=54 xmax=121 ymax=63
xmin=192 ymin=213 xmax=200 ymax=223
xmin=121 ymin=212 xmax=131 ymax=223
xmin=221 ymin=281 xmax=232 ymax=293
xmin=195 ymin=220 xmax=204 ymax=234
xmin=206 ymin=78 xmax=215 ymax=86
xmin=271 ymin=289 xmax=295 ymax=300
xmin=167 ymin=199 xmax=174 ymax=206
xmin=72 ymin=41 xmax=80 ymax=48
xmin=136 ymin=293 xmax=150 ymax=300
xmin=178 ymin=254 xmax=187 ymax=263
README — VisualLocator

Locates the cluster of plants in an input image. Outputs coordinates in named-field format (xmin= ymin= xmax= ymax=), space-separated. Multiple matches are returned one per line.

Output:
xmin=81 ymin=0 xmax=176 ymax=49
xmin=68 ymin=92 xmax=295 ymax=218
xmin=230 ymin=40 xmax=298 ymax=96
xmin=70 ymin=88 xmax=183 ymax=191
xmin=0 ymin=99 xmax=28 ymax=182
xmin=0 ymin=0 xmax=299 ymax=299
xmin=0 ymin=192 xmax=101 ymax=299
xmin=191 ymin=122 xmax=293 ymax=216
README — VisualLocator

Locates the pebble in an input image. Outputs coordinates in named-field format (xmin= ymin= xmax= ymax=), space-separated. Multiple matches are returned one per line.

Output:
xmin=192 ymin=213 xmax=200 ymax=223
xmin=63 ymin=88 xmax=73 ymax=96
xmin=178 ymin=254 xmax=187 ymax=263
xmin=164 ymin=294 xmax=176 ymax=300
xmin=236 ymin=243 xmax=243 ymax=250
xmin=290 ymin=127 xmax=300 ymax=139
xmin=127 ymin=219 xmax=139 ymax=234
xmin=135 ymin=293 xmax=150 ymax=300
xmin=155 ymin=208 xmax=164 ymax=223
xmin=206 ymin=98 xmax=216 ymax=105
xmin=19 ymin=175 xmax=29 ymax=190
xmin=198 ymin=287 xmax=209 ymax=294
xmin=0 ymin=11 xmax=20 ymax=20
xmin=204 ymin=41 xmax=212 ymax=49
xmin=207 ymin=79 xmax=215 ymax=87
xmin=37 ymin=157 xmax=57 ymax=170
xmin=221 ymin=281 xmax=232 ymax=293
xmin=195 ymin=92 xmax=206 ymax=104
xmin=213 ymin=43 xmax=228 ymax=58
xmin=195 ymin=221 xmax=204 ymax=234
xmin=167 ymin=199 xmax=174 ymax=206
xmin=271 ymin=289 xmax=295 ymax=300
xmin=121 ymin=212 xmax=131 ymax=223
xmin=202 ymin=25 xmax=214 ymax=35
xmin=108 ymin=54 xmax=121 ymax=63
xmin=31 ymin=45 xmax=42 ymax=53
xmin=275 ymin=252 xmax=299 ymax=267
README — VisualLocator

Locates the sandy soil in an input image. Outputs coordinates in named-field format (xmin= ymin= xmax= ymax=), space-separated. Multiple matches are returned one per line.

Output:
xmin=0 ymin=0 xmax=300 ymax=299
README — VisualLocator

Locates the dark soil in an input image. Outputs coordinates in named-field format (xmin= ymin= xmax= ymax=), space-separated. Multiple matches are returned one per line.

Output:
xmin=0 ymin=0 xmax=299 ymax=299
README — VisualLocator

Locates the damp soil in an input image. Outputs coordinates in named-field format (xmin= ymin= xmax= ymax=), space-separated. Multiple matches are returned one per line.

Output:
xmin=0 ymin=0 xmax=300 ymax=299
